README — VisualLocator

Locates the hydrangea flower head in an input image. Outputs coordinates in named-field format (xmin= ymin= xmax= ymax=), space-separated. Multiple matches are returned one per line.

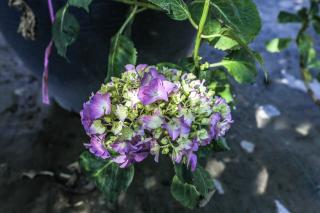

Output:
xmin=81 ymin=65 xmax=233 ymax=171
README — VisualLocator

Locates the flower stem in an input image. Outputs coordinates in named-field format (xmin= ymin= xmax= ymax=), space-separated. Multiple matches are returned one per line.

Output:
xmin=118 ymin=5 xmax=138 ymax=35
xmin=193 ymin=0 xmax=210 ymax=75
xmin=113 ymin=0 xmax=162 ymax=11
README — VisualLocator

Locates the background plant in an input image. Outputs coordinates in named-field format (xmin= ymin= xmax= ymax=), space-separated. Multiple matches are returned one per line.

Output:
xmin=266 ymin=0 xmax=320 ymax=105
xmin=51 ymin=0 xmax=263 ymax=209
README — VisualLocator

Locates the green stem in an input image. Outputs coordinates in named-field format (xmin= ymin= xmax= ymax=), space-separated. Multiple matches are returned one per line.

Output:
xmin=193 ymin=0 xmax=210 ymax=75
xmin=296 ymin=14 xmax=320 ymax=106
xmin=208 ymin=62 xmax=224 ymax=68
xmin=113 ymin=0 xmax=162 ymax=11
xmin=118 ymin=5 xmax=138 ymax=35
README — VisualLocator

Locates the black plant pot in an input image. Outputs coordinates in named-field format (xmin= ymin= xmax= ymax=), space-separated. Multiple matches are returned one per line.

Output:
xmin=0 ymin=0 xmax=195 ymax=111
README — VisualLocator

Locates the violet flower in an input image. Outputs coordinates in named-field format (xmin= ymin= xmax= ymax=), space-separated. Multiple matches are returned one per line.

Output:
xmin=80 ymin=92 xmax=111 ymax=135
xmin=84 ymin=134 xmax=110 ymax=159
xmin=138 ymin=78 xmax=169 ymax=105
xmin=111 ymin=136 xmax=150 ymax=168
xmin=173 ymin=139 xmax=199 ymax=171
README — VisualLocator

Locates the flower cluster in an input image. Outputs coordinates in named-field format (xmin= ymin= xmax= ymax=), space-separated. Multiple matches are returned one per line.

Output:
xmin=80 ymin=64 xmax=233 ymax=171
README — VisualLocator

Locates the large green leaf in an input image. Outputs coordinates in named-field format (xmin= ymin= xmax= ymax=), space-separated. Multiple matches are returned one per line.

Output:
xmin=68 ymin=0 xmax=93 ymax=12
xmin=192 ymin=166 xmax=215 ymax=196
xmin=265 ymin=38 xmax=292 ymax=53
xmin=220 ymin=50 xmax=257 ymax=83
xmin=210 ymin=0 xmax=261 ymax=45
xmin=171 ymin=175 xmax=200 ymax=209
xmin=52 ymin=6 xmax=80 ymax=58
xmin=80 ymin=152 xmax=134 ymax=203
xmin=147 ymin=0 xmax=190 ymax=20
xmin=106 ymin=34 xmax=137 ymax=82
xmin=172 ymin=164 xmax=215 ymax=208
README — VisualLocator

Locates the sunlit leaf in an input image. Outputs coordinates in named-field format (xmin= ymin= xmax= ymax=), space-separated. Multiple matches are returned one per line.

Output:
xmin=147 ymin=0 xmax=190 ymax=20
xmin=220 ymin=50 xmax=257 ymax=83
xmin=265 ymin=38 xmax=292 ymax=53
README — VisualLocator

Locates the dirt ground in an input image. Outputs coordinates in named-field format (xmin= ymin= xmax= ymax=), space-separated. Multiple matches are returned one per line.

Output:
xmin=0 ymin=0 xmax=320 ymax=213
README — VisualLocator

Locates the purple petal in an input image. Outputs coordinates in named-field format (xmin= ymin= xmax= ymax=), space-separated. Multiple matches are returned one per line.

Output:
xmin=136 ymin=64 xmax=148 ymax=72
xmin=89 ymin=92 xmax=111 ymax=120
xmin=179 ymin=116 xmax=192 ymax=136
xmin=187 ymin=153 xmax=197 ymax=172
xmin=133 ymin=152 xmax=149 ymax=162
xmin=164 ymin=120 xmax=180 ymax=140
xmin=163 ymin=80 xmax=177 ymax=94
xmin=111 ymin=142 xmax=132 ymax=154
xmin=113 ymin=155 xmax=127 ymax=164
xmin=138 ymin=79 xmax=168 ymax=105
xmin=125 ymin=64 xmax=136 ymax=71
xmin=149 ymin=67 xmax=165 ymax=80
xmin=84 ymin=135 xmax=110 ymax=159
xmin=209 ymin=113 xmax=221 ymax=139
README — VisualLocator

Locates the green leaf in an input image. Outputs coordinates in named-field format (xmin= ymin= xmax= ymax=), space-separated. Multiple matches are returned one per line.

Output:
xmin=312 ymin=16 xmax=320 ymax=34
xmin=189 ymin=3 xmax=222 ymax=36
xmin=147 ymin=0 xmax=190 ymax=20
xmin=278 ymin=11 xmax=301 ymax=23
xmin=220 ymin=50 xmax=257 ymax=83
xmin=210 ymin=0 xmax=261 ymax=44
xmin=171 ymin=175 xmax=200 ymax=209
xmin=297 ymin=34 xmax=318 ymax=68
xmin=68 ymin=0 xmax=93 ymax=12
xmin=192 ymin=166 xmax=215 ymax=196
xmin=52 ymin=6 xmax=80 ymax=58
xmin=106 ymin=34 xmax=137 ymax=82
xmin=179 ymin=57 xmax=196 ymax=73
xmin=212 ymin=138 xmax=230 ymax=152
xmin=206 ymin=70 xmax=234 ymax=103
xmin=174 ymin=163 xmax=193 ymax=183
xmin=80 ymin=152 xmax=134 ymax=203
xmin=156 ymin=62 xmax=182 ymax=70
xmin=265 ymin=38 xmax=292 ymax=53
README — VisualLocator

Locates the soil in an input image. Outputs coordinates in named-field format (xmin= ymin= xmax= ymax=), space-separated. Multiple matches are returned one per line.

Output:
xmin=0 ymin=0 xmax=320 ymax=213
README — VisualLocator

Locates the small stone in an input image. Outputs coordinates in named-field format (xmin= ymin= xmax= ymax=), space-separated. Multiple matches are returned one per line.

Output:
xmin=206 ymin=159 xmax=226 ymax=178
xmin=240 ymin=140 xmax=255 ymax=154
xmin=255 ymin=167 xmax=269 ymax=195
xmin=213 ymin=179 xmax=225 ymax=195
xmin=256 ymin=105 xmax=281 ymax=128
xmin=275 ymin=200 xmax=291 ymax=213
xmin=309 ymin=80 xmax=320 ymax=101
xmin=295 ymin=123 xmax=312 ymax=136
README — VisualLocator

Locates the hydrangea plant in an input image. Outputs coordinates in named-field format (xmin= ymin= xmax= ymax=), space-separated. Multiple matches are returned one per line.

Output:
xmin=81 ymin=64 xmax=232 ymax=170
xmin=48 ymin=0 xmax=263 ymax=209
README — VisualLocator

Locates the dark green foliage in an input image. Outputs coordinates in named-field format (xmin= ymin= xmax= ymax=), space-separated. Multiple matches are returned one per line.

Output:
xmin=80 ymin=152 xmax=134 ymax=203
